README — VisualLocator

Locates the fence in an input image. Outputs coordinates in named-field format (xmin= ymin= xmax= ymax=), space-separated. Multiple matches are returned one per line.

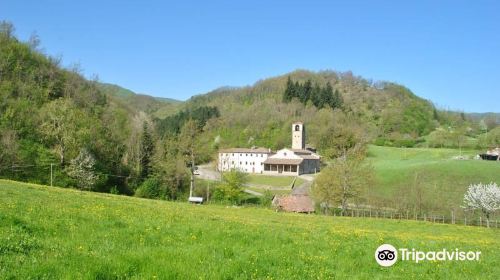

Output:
xmin=328 ymin=207 xmax=499 ymax=228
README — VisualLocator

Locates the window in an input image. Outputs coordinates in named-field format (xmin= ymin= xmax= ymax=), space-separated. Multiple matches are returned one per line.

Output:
xmin=295 ymin=125 xmax=300 ymax=131
xmin=261 ymin=154 xmax=263 ymax=157
xmin=246 ymin=162 xmax=248 ymax=165
xmin=232 ymin=153 xmax=234 ymax=156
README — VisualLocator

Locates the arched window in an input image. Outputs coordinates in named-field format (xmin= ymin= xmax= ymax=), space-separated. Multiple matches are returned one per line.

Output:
xmin=295 ymin=125 xmax=300 ymax=131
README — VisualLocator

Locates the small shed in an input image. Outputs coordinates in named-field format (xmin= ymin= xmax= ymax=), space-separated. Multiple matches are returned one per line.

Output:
xmin=272 ymin=194 xmax=315 ymax=214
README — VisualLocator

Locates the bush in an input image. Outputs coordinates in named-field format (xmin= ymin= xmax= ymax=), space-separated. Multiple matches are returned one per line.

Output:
xmin=135 ymin=177 xmax=164 ymax=199
xmin=260 ymin=190 xmax=274 ymax=207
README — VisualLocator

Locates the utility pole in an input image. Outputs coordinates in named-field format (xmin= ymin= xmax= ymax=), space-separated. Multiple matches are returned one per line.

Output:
xmin=50 ymin=163 xmax=54 ymax=187
xmin=189 ymin=154 xmax=195 ymax=198
xmin=206 ymin=182 xmax=210 ymax=202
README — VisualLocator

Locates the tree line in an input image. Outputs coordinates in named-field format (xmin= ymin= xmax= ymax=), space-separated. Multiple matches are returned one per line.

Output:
xmin=155 ymin=106 xmax=220 ymax=136
xmin=282 ymin=77 xmax=343 ymax=110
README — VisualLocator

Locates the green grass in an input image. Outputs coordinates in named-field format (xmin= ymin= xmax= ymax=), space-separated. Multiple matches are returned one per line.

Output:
xmin=1 ymin=180 xmax=499 ymax=279
xmin=246 ymin=174 xmax=305 ymax=188
xmin=368 ymin=145 xmax=500 ymax=215
xmin=246 ymin=186 xmax=292 ymax=196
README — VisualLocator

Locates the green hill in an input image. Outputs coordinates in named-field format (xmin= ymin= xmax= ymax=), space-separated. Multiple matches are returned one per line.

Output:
xmin=1 ymin=180 xmax=498 ymax=279
xmin=176 ymin=70 xmax=438 ymax=154
xmin=366 ymin=145 xmax=500 ymax=217
xmin=97 ymin=83 xmax=182 ymax=119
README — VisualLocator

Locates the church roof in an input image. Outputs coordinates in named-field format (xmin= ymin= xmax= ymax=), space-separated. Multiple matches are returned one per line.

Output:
xmin=263 ymin=158 xmax=303 ymax=165
xmin=291 ymin=149 xmax=313 ymax=155
xmin=219 ymin=147 xmax=272 ymax=154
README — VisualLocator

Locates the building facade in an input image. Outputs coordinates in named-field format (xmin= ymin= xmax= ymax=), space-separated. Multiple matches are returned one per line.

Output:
xmin=217 ymin=122 xmax=320 ymax=175
xmin=263 ymin=148 xmax=320 ymax=175
xmin=217 ymin=147 xmax=273 ymax=173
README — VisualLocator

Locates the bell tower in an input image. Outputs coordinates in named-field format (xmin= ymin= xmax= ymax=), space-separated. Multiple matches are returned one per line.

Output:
xmin=292 ymin=122 xmax=305 ymax=150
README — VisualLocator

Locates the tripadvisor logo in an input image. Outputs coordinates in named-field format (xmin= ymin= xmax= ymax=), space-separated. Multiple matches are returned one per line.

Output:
xmin=375 ymin=244 xmax=398 ymax=267
xmin=375 ymin=244 xmax=481 ymax=267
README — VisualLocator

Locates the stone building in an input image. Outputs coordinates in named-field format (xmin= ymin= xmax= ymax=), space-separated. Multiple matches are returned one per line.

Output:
xmin=217 ymin=122 xmax=320 ymax=175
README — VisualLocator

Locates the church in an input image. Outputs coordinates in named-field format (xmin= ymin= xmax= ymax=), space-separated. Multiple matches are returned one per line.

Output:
xmin=217 ymin=122 xmax=320 ymax=175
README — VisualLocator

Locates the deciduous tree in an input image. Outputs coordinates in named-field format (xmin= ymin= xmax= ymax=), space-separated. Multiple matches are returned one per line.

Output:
xmin=462 ymin=182 xmax=500 ymax=228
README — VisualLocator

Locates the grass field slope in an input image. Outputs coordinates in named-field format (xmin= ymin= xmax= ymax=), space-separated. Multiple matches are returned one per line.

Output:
xmin=367 ymin=145 xmax=500 ymax=216
xmin=1 ymin=180 xmax=498 ymax=279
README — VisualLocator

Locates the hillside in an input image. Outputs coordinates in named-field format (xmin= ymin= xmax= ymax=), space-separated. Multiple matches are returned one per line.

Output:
xmin=177 ymin=70 xmax=438 ymax=155
xmin=366 ymin=145 xmax=500 ymax=217
xmin=1 ymin=180 xmax=498 ymax=279
xmin=97 ymin=83 xmax=181 ymax=119
xmin=0 ymin=28 xmax=161 ymax=194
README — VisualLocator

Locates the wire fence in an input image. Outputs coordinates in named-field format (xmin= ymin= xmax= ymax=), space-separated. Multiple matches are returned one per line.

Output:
xmin=328 ymin=207 xmax=499 ymax=228
xmin=0 ymin=163 xmax=136 ymax=187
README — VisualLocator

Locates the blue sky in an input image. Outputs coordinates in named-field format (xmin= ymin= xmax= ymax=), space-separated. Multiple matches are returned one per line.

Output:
xmin=2 ymin=0 xmax=499 ymax=112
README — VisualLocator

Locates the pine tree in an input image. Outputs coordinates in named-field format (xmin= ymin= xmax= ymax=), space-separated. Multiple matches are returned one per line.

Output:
xmin=140 ymin=121 xmax=154 ymax=180
xmin=319 ymin=82 xmax=333 ymax=109
xmin=311 ymin=83 xmax=322 ymax=108
xmin=292 ymin=81 xmax=302 ymax=100
xmin=283 ymin=76 xmax=293 ymax=102
xmin=333 ymin=89 xmax=343 ymax=109
xmin=301 ymin=79 xmax=312 ymax=103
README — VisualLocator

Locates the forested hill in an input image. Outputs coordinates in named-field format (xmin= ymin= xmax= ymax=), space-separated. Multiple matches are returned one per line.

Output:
xmin=172 ymin=69 xmax=439 ymax=157
xmin=0 ymin=25 xmax=171 ymax=194
xmin=97 ymin=83 xmax=181 ymax=119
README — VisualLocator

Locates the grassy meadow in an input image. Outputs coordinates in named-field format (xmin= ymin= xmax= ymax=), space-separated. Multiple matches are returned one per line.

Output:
xmin=367 ymin=145 xmax=500 ymax=215
xmin=246 ymin=174 xmax=305 ymax=188
xmin=1 ymin=179 xmax=499 ymax=279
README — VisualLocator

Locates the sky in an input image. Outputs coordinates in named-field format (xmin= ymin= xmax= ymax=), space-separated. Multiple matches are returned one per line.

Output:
xmin=1 ymin=0 xmax=499 ymax=112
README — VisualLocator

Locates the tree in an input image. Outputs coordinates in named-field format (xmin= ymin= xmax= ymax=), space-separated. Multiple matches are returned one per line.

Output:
xmin=0 ymin=21 xmax=14 ymax=39
xmin=66 ymin=149 xmax=98 ymax=190
xmin=39 ymin=98 xmax=89 ymax=165
xmin=462 ymin=182 xmax=500 ymax=228
xmin=301 ymin=79 xmax=312 ymax=103
xmin=320 ymin=82 xmax=334 ymax=109
xmin=214 ymin=170 xmax=247 ymax=204
xmin=179 ymin=119 xmax=200 ymax=197
xmin=139 ymin=121 xmax=154 ymax=180
xmin=332 ymin=89 xmax=343 ymax=109
xmin=283 ymin=76 xmax=294 ymax=102
xmin=450 ymin=126 xmax=468 ymax=156
xmin=311 ymin=83 xmax=322 ymax=107
xmin=311 ymin=149 xmax=374 ymax=215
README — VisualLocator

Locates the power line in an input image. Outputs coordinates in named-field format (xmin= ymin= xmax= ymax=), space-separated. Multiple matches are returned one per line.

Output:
xmin=0 ymin=162 xmax=136 ymax=179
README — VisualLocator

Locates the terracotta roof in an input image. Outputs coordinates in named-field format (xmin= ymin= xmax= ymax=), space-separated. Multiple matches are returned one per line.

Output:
xmin=273 ymin=195 xmax=314 ymax=213
xmin=219 ymin=147 xmax=272 ymax=154
xmin=263 ymin=158 xmax=303 ymax=165
xmin=291 ymin=149 xmax=313 ymax=155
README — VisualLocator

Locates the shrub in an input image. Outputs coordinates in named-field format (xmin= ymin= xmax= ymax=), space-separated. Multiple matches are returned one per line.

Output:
xmin=135 ymin=177 xmax=164 ymax=199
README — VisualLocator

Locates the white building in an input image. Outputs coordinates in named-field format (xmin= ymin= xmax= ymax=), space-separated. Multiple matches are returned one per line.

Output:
xmin=263 ymin=122 xmax=320 ymax=175
xmin=217 ymin=122 xmax=321 ymax=175
xmin=218 ymin=147 xmax=273 ymax=173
